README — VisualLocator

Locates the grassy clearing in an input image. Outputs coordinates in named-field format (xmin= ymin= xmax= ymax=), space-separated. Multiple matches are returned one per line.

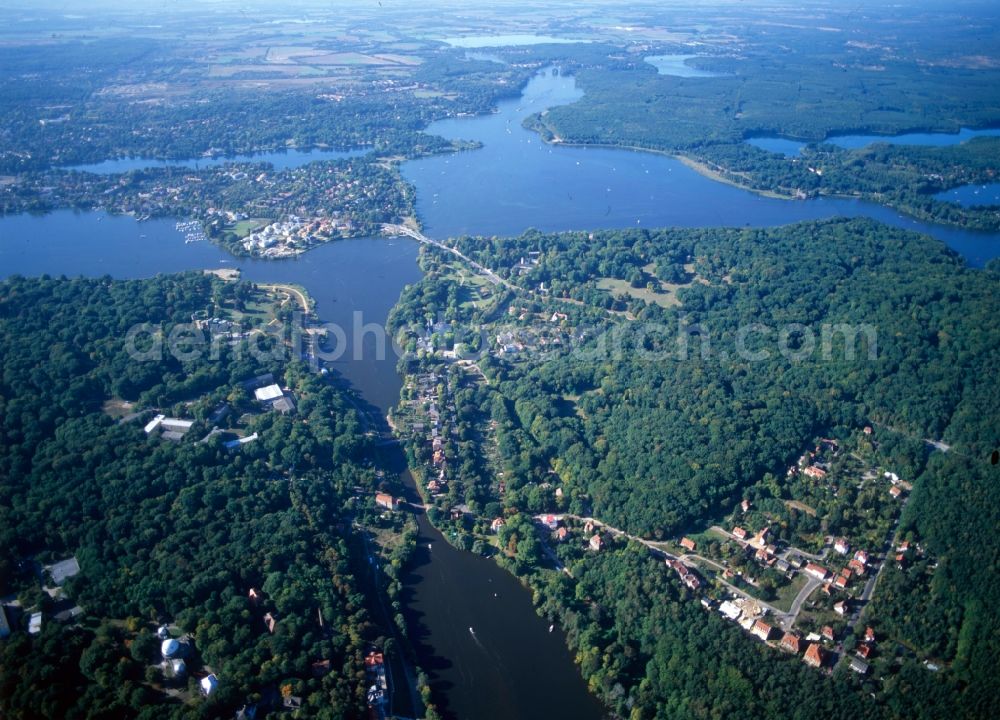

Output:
xmin=596 ymin=277 xmax=681 ymax=308
xmin=773 ymin=573 xmax=810 ymax=613
xmin=232 ymin=218 xmax=271 ymax=238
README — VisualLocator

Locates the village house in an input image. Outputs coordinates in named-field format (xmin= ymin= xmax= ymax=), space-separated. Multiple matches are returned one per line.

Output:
xmin=741 ymin=498 xmax=751 ymax=513
xmin=834 ymin=538 xmax=851 ymax=555
xmin=749 ymin=527 xmax=770 ymax=549
xmin=732 ymin=526 xmax=748 ymax=541
xmin=855 ymin=643 xmax=872 ymax=659
xmin=850 ymin=657 xmax=870 ymax=674
xmin=200 ymin=674 xmax=219 ymax=696
xmin=804 ymin=643 xmax=825 ymax=668
xmin=554 ymin=527 xmax=569 ymax=542
xmin=589 ymin=533 xmax=604 ymax=552
xmin=375 ymin=493 xmax=399 ymax=511
xmin=680 ymin=537 xmax=697 ymax=551
xmin=854 ymin=550 xmax=870 ymax=566
xmin=805 ymin=563 xmax=830 ymax=581
xmin=889 ymin=485 xmax=903 ymax=499
xmin=751 ymin=620 xmax=774 ymax=642
xmin=490 ymin=517 xmax=505 ymax=533
xmin=263 ymin=612 xmax=277 ymax=634
xmin=780 ymin=632 xmax=801 ymax=654
xmin=821 ymin=625 xmax=836 ymax=642
xmin=834 ymin=600 xmax=848 ymax=616
xmin=719 ymin=600 xmax=742 ymax=621
xmin=541 ymin=514 xmax=560 ymax=530
xmin=803 ymin=465 xmax=827 ymax=479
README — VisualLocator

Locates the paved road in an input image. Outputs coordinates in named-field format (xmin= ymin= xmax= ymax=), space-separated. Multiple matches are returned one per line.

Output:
xmin=383 ymin=223 xmax=515 ymax=290
xmin=783 ymin=577 xmax=822 ymax=630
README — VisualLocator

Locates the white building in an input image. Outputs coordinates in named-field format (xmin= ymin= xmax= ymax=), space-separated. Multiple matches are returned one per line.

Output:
xmin=254 ymin=384 xmax=284 ymax=402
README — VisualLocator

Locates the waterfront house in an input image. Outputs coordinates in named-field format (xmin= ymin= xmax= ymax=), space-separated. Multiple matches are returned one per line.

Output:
xmin=375 ymin=493 xmax=399 ymax=511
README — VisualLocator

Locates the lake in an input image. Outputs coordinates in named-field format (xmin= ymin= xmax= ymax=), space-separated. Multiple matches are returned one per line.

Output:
xmin=936 ymin=182 xmax=1000 ymax=208
xmin=442 ymin=34 xmax=584 ymax=48
xmin=645 ymin=54 xmax=728 ymax=78
xmin=748 ymin=126 xmax=1000 ymax=156
xmin=64 ymin=147 xmax=368 ymax=175
xmin=402 ymin=68 xmax=1000 ymax=267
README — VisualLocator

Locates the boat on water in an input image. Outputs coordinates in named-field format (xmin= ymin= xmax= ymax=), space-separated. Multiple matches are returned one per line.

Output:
xmin=549 ymin=624 xmax=554 ymax=632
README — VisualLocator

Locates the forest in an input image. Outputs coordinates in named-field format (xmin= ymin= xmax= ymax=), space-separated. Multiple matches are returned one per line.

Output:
xmin=390 ymin=218 xmax=1000 ymax=719
xmin=0 ymin=274 xmax=385 ymax=719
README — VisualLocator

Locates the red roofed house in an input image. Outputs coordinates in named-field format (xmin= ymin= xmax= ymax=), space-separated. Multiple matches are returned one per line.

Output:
xmin=780 ymin=632 xmax=802 ymax=654
xmin=805 ymin=563 xmax=830 ymax=581
xmin=889 ymin=485 xmax=903 ymax=499
xmin=854 ymin=550 xmax=870 ymax=566
xmin=375 ymin=493 xmax=399 ymax=511
xmin=804 ymin=643 xmax=825 ymax=668
xmin=864 ymin=626 xmax=876 ymax=644
xmin=833 ymin=574 xmax=849 ymax=590
xmin=732 ymin=526 xmax=748 ymax=540
xmin=554 ymin=527 xmax=568 ymax=542
xmin=490 ymin=517 xmax=506 ymax=533
xmin=803 ymin=465 xmax=827 ymax=479
xmin=856 ymin=643 xmax=872 ymax=659
xmin=589 ymin=533 xmax=604 ymax=552
xmin=751 ymin=620 xmax=774 ymax=642
xmin=680 ymin=537 xmax=697 ymax=551
xmin=834 ymin=538 xmax=850 ymax=555
xmin=541 ymin=514 xmax=559 ymax=529
xmin=821 ymin=625 xmax=836 ymax=642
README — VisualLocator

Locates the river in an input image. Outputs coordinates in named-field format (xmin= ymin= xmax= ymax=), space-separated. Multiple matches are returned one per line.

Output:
xmin=3 ymin=65 xmax=1000 ymax=720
